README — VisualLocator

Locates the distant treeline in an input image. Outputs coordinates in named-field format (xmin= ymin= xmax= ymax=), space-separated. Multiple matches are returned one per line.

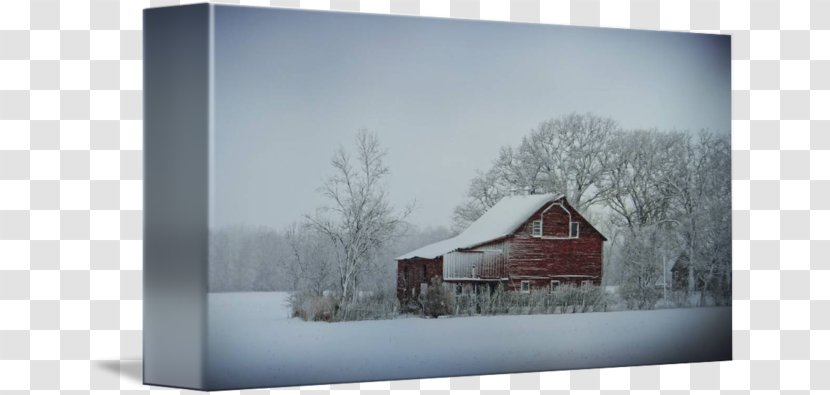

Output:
xmin=208 ymin=223 xmax=453 ymax=293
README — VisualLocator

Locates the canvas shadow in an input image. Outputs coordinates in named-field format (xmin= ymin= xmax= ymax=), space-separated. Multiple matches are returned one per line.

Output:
xmin=95 ymin=359 xmax=143 ymax=384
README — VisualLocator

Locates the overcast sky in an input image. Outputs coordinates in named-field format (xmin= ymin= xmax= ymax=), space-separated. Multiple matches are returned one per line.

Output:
xmin=211 ymin=5 xmax=731 ymax=230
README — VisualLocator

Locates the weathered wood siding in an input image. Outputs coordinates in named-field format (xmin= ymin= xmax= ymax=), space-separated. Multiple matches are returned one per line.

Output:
xmin=507 ymin=198 xmax=604 ymax=291
xmin=540 ymin=202 xmax=571 ymax=238
xmin=443 ymin=249 xmax=507 ymax=280
xmin=396 ymin=257 xmax=443 ymax=302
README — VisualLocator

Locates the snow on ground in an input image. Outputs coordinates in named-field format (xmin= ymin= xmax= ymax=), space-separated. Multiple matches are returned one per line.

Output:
xmin=207 ymin=292 xmax=731 ymax=390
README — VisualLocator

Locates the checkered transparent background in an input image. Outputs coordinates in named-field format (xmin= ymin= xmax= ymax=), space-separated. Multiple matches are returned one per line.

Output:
xmin=1 ymin=0 xmax=827 ymax=392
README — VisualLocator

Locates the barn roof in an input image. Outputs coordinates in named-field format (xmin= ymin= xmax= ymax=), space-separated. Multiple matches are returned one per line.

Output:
xmin=396 ymin=193 xmax=563 ymax=260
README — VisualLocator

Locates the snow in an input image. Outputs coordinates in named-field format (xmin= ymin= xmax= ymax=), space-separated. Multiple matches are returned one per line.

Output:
xmin=397 ymin=193 xmax=562 ymax=260
xmin=207 ymin=292 xmax=731 ymax=390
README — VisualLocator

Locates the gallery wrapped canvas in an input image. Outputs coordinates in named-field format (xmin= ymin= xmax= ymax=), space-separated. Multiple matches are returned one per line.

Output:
xmin=144 ymin=3 xmax=732 ymax=390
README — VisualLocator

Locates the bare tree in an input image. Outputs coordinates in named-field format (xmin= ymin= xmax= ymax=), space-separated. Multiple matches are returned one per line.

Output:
xmin=453 ymin=113 xmax=617 ymax=228
xmin=306 ymin=130 xmax=411 ymax=307
xmin=599 ymin=130 xmax=683 ymax=233
xmin=618 ymin=226 xmax=665 ymax=310
xmin=522 ymin=113 xmax=617 ymax=211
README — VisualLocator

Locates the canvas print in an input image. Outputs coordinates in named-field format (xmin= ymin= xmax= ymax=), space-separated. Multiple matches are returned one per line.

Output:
xmin=144 ymin=4 xmax=731 ymax=390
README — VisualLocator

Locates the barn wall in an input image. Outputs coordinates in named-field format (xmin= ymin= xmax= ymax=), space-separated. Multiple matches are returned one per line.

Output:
xmin=540 ymin=203 xmax=571 ymax=238
xmin=507 ymin=199 xmax=604 ymax=292
xmin=396 ymin=257 xmax=443 ymax=303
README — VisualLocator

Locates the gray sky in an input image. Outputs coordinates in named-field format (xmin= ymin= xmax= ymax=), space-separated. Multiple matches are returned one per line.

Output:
xmin=212 ymin=6 xmax=731 ymax=230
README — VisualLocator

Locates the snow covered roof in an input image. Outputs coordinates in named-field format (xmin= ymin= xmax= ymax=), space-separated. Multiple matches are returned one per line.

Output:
xmin=397 ymin=193 xmax=562 ymax=260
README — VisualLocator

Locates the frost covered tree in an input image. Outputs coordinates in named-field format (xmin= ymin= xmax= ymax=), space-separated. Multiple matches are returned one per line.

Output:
xmin=618 ymin=227 xmax=664 ymax=309
xmin=306 ymin=130 xmax=411 ymax=307
xmin=660 ymin=131 xmax=731 ymax=305
xmin=599 ymin=130 xmax=685 ymax=232
xmin=453 ymin=113 xmax=617 ymax=229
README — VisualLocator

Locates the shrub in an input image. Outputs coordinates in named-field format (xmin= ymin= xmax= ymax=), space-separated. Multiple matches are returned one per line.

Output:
xmin=422 ymin=277 xmax=453 ymax=318
xmin=291 ymin=287 xmax=400 ymax=322
xmin=452 ymin=283 xmax=610 ymax=316
xmin=335 ymin=289 xmax=399 ymax=321
xmin=620 ymin=281 xmax=662 ymax=310
xmin=289 ymin=291 xmax=337 ymax=322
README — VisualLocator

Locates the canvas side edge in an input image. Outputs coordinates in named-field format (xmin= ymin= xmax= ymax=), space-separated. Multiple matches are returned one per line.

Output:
xmin=143 ymin=3 xmax=211 ymax=390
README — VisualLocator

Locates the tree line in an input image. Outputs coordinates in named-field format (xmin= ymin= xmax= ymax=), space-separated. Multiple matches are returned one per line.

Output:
xmin=208 ymin=221 xmax=453 ymax=293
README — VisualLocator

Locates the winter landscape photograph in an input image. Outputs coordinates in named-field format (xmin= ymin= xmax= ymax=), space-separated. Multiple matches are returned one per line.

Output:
xmin=203 ymin=5 xmax=731 ymax=389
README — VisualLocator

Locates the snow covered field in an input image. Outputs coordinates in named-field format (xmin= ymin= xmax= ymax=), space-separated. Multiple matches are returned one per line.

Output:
xmin=207 ymin=292 xmax=731 ymax=389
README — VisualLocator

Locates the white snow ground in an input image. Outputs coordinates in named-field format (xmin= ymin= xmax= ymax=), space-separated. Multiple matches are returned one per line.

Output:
xmin=207 ymin=292 xmax=730 ymax=389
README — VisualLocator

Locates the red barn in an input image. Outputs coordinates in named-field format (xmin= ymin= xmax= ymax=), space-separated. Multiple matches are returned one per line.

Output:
xmin=396 ymin=193 xmax=606 ymax=305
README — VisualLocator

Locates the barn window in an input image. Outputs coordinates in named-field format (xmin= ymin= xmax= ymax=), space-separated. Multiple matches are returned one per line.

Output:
xmin=581 ymin=279 xmax=592 ymax=287
xmin=531 ymin=220 xmax=542 ymax=237
xmin=456 ymin=283 xmax=463 ymax=295
xmin=550 ymin=280 xmax=561 ymax=292
xmin=570 ymin=222 xmax=579 ymax=238
xmin=520 ymin=280 xmax=530 ymax=293
xmin=422 ymin=264 xmax=427 ymax=280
